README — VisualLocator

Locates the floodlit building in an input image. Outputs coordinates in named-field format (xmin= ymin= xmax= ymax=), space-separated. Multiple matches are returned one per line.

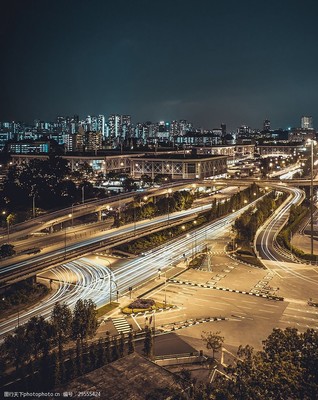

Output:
xmin=130 ymin=152 xmax=227 ymax=180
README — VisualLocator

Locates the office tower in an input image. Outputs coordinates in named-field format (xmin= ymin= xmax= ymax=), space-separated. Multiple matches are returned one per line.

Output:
xmin=98 ymin=115 xmax=105 ymax=137
xmin=221 ymin=123 xmax=226 ymax=135
xmin=108 ymin=114 xmax=131 ymax=138
xmin=301 ymin=116 xmax=313 ymax=129
xmin=263 ymin=119 xmax=271 ymax=131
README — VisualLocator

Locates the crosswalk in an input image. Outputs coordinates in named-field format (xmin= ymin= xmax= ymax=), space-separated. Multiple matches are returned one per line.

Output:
xmin=111 ymin=317 xmax=131 ymax=334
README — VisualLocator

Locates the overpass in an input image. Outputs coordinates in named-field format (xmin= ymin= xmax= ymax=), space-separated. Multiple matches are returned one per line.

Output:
xmin=1 ymin=176 xmax=316 ymax=245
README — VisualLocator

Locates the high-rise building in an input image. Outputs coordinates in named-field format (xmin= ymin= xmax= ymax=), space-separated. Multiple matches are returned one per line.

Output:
xmin=263 ymin=119 xmax=271 ymax=131
xmin=98 ymin=115 xmax=105 ymax=137
xmin=301 ymin=116 xmax=313 ymax=129
xmin=107 ymin=114 xmax=131 ymax=139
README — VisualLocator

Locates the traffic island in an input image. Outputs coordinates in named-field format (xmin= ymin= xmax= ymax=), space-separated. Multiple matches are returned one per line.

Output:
xmin=122 ymin=298 xmax=173 ymax=315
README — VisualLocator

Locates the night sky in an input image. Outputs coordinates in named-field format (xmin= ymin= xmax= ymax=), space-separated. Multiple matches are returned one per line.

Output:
xmin=1 ymin=0 xmax=318 ymax=130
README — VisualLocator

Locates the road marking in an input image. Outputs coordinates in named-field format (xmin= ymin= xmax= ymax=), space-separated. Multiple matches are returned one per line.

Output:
xmin=111 ymin=317 xmax=131 ymax=334
xmin=287 ymin=307 xmax=318 ymax=314
xmin=255 ymin=315 xmax=270 ymax=320
xmin=258 ymin=309 xmax=275 ymax=313
xmin=282 ymin=313 xmax=318 ymax=322
xmin=130 ymin=314 xmax=142 ymax=331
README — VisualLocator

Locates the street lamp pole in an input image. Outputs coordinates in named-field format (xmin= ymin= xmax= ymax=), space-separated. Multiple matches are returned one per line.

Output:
xmin=158 ymin=268 xmax=167 ymax=306
xmin=82 ymin=186 xmax=85 ymax=204
xmin=164 ymin=271 xmax=167 ymax=305
xmin=32 ymin=195 xmax=36 ymax=218
xmin=310 ymin=140 xmax=314 ymax=258
xmin=7 ymin=219 xmax=10 ymax=243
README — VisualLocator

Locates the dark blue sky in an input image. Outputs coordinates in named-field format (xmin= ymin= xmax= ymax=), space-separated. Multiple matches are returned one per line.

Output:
xmin=1 ymin=0 xmax=318 ymax=130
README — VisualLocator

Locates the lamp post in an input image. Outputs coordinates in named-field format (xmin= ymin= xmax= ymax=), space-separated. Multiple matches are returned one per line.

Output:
xmin=6 ymin=215 xmax=10 ymax=244
xmin=193 ymin=220 xmax=197 ymax=257
xmin=158 ymin=268 xmax=167 ymax=306
xmin=108 ymin=276 xmax=119 ymax=304
xmin=64 ymin=213 xmax=72 ymax=259
xmin=32 ymin=195 xmax=36 ymax=218
xmin=310 ymin=140 xmax=314 ymax=258
xmin=166 ymin=189 xmax=172 ymax=227
xmin=82 ymin=186 xmax=85 ymax=204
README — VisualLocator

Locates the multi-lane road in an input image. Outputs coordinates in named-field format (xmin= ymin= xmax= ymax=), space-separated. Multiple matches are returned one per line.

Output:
xmin=0 ymin=192 xmax=262 ymax=338
xmin=1 ymin=181 xmax=317 ymax=350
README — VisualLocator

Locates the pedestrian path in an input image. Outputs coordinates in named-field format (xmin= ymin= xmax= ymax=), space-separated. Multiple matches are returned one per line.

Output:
xmin=111 ymin=317 xmax=131 ymax=334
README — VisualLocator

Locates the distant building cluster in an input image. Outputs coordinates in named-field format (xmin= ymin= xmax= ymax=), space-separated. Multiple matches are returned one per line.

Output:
xmin=0 ymin=114 xmax=316 ymax=154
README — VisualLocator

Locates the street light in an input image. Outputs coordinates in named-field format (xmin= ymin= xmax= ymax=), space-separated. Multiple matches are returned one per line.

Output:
xmin=158 ymin=268 xmax=167 ymax=306
xmin=310 ymin=139 xmax=315 ymax=258
xmin=193 ymin=220 xmax=197 ymax=257
xmin=64 ymin=213 xmax=72 ymax=259
xmin=166 ymin=188 xmax=172 ymax=227
xmin=108 ymin=277 xmax=119 ymax=304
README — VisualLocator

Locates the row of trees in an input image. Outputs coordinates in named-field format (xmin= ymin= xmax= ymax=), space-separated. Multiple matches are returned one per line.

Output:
xmin=209 ymin=183 xmax=262 ymax=221
xmin=277 ymin=203 xmax=318 ymax=261
xmin=114 ymin=190 xmax=194 ymax=227
xmin=0 ymin=281 xmax=48 ymax=312
xmin=117 ymin=184 xmax=267 ymax=255
xmin=0 ymin=299 xmax=156 ymax=391
xmin=146 ymin=328 xmax=318 ymax=400
xmin=0 ymin=156 xmax=104 ymax=215
xmin=234 ymin=191 xmax=282 ymax=243
xmin=118 ymin=215 xmax=207 ymax=254
xmin=0 ymin=300 xmax=98 ymax=387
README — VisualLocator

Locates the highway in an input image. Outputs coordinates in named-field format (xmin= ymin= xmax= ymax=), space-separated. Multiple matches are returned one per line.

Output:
xmin=256 ymin=186 xmax=304 ymax=263
xmin=255 ymin=185 xmax=318 ymax=303
xmin=0 ymin=195 xmax=262 ymax=338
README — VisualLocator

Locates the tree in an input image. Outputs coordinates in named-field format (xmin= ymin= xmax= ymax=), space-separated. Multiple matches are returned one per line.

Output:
xmin=51 ymin=350 xmax=61 ymax=388
xmin=127 ymin=330 xmax=135 ymax=354
xmin=71 ymin=299 xmax=99 ymax=342
xmin=111 ymin=336 xmax=119 ymax=361
xmin=0 ymin=243 xmax=15 ymax=258
xmin=201 ymin=331 xmax=224 ymax=360
xmin=65 ymin=348 xmax=76 ymax=381
xmin=119 ymin=332 xmax=125 ymax=358
xmin=51 ymin=302 xmax=72 ymax=358
xmin=89 ymin=342 xmax=98 ymax=371
xmin=211 ymin=327 xmax=318 ymax=400
xmin=3 ymin=326 xmax=31 ymax=374
xmin=104 ymin=332 xmax=111 ymax=363
xmin=26 ymin=316 xmax=53 ymax=360
xmin=143 ymin=326 xmax=153 ymax=358
xmin=75 ymin=338 xmax=83 ymax=377
xmin=96 ymin=338 xmax=105 ymax=367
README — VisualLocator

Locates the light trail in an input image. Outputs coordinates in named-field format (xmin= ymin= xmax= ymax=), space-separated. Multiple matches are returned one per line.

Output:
xmin=257 ymin=186 xmax=318 ymax=286
xmin=1 ymin=194 xmax=261 ymax=337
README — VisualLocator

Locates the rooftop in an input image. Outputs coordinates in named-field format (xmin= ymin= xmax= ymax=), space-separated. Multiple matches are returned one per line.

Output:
xmin=57 ymin=352 xmax=185 ymax=400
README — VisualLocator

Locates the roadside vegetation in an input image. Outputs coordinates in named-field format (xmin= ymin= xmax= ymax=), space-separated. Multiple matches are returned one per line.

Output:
xmin=0 ymin=299 xmax=154 ymax=392
xmin=146 ymin=327 xmax=318 ymax=400
xmin=232 ymin=190 xmax=288 ymax=267
xmin=117 ymin=183 xmax=265 ymax=256
xmin=0 ymin=299 xmax=100 ymax=390
xmin=0 ymin=281 xmax=49 ymax=314
xmin=0 ymin=155 xmax=107 ymax=225
xmin=277 ymin=203 xmax=318 ymax=262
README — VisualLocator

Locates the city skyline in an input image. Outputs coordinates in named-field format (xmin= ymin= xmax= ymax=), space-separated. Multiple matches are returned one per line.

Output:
xmin=1 ymin=0 xmax=318 ymax=130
